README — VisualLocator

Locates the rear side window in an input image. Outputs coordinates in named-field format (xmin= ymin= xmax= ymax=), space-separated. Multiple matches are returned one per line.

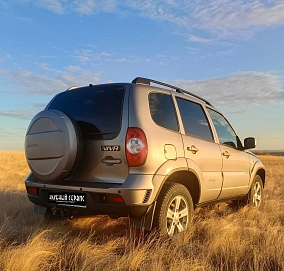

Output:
xmin=149 ymin=93 xmax=179 ymax=132
xmin=176 ymin=98 xmax=213 ymax=141
xmin=48 ymin=85 xmax=125 ymax=140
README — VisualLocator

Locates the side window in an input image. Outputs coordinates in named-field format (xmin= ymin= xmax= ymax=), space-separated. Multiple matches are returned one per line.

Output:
xmin=176 ymin=98 xmax=213 ymax=141
xmin=149 ymin=93 xmax=179 ymax=132
xmin=207 ymin=108 xmax=238 ymax=148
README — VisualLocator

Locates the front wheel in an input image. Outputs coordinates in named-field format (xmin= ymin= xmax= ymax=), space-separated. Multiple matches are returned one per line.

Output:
xmin=153 ymin=183 xmax=194 ymax=236
xmin=232 ymin=175 xmax=264 ymax=208
xmin=249 ymin=175 xmax=264 ymax=208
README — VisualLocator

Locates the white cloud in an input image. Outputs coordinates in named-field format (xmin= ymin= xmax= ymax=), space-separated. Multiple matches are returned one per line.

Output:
xmin=73 ymin=0 xmax=96 ymax=14
xmin=0 ymin=109 xmax=37 ymax=119
xmin=0 ymin=103 xmax=49 ymax=120
xmin=173 ymin=72 xmax=284 ymax=108
xmin=187 ymin=35 xmax=234 ymax=46
xmin=116 ymin=58 xmax=127 ymax=62
xmin=0 ymin=69 xmax=7 ymax=74
xmin=65 ymin=65 xmax=82 ymax=72
xmin=101 ymin=52 xmax=112 ymax=57
xmin=73 ymin=48 xmax=149 ymax=64
xmin=72 ymin=0 xmax=117 ymax=14
xmin=22 ymin=0 xmax=118 ymax=14
xmin=0 ymin=54 xmax=11 ymax=62
xmin=39 ymin=63 xmax=50 ymax=71
xmin=2 ymin=63 xmax=284 ymax=109
xmin=35 ymin=0 xmax=65 ymax=14
xmin=192 ymin=0 xmax=284 ymax=35
xmin=188 ymin=35 xmax=213 ymax=44
xmin=1 ymin=69 xmax=283 ymax=120
xmin=0 ymin=0 xmax=10 ymax=15
xmin=74 ymin=49 xmax=94 ymax=63
xmin=124 ymin=0 xmax=284 ymax=37
xmin=21 ymin=0 xmax=284 ymax=38
xmin=39 ymin=63 xmax=59 ymax=72
xmin=1 ymin=68 xmax=101 ymax=95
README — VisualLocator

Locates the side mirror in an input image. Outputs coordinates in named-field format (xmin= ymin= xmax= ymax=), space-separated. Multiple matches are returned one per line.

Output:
xmin=244 ymin=137 xmax=257 ymax=149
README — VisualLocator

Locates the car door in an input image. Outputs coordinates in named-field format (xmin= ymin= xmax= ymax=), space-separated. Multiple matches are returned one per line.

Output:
xmin=207 ymin=108 xmax=250 ymax=199
xmin=175 ymin=97 xmax=223 ymax=203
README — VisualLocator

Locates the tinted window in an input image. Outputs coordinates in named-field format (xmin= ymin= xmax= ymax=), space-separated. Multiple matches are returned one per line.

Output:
xmin=207 ymin=109 xmax=237 ymax=148
xmin=49 ymin=85 xmax=125 ymax=140
xmin=176 ymin=98 xmax=213 ymax=141
xmin=149 ymin=93 xmax=179 ymax=132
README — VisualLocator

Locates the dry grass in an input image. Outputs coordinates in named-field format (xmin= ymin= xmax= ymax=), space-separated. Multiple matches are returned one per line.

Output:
xmin=0 ymin=151 xmax=283 ymax=271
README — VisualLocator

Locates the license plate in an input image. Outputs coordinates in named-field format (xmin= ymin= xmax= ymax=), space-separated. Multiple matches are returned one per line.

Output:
xmin=48 ymin=192 xmax=86 ymax=207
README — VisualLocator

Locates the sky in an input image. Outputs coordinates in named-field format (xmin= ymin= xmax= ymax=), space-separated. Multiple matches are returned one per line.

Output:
xmin=0 ymin=0 xmax=284 ymax=151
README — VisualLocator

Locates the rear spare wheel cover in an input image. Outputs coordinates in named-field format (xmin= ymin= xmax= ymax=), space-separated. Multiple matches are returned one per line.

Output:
xmin=25 ymin=110 xmax=79 ymax=181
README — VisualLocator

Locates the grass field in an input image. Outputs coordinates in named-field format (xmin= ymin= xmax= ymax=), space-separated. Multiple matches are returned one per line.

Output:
xmin=0 ymin=151 xmax=283 ymax=271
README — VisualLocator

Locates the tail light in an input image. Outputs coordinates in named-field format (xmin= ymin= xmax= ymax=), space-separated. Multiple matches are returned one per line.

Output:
xmin=126 ymin=127 xmax=148 ymax=167
xmin=108 ymin=195 xmax=124 ymax=204
xmin=27 ymin=187 xmax=37 ymax=195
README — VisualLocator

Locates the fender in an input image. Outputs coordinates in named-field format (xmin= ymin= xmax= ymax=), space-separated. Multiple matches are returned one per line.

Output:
xmin=249 ymin=159 xmax=265 ymax=188
xmin=151 ymin=157 xmax=203 ymax=203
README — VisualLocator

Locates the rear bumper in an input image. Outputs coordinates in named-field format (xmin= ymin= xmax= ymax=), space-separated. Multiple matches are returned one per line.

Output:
xmin=28 ymin=194 xmax=151 ymax=218
xmin=25 ymin=173 xmax=156 ymax=218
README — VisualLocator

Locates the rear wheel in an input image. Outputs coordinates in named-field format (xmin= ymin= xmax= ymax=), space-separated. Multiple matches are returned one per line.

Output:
xmin=153 ymin=183 xmax=193 ymax=236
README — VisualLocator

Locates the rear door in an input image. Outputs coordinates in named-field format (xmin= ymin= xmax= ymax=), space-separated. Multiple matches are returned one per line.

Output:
xmin=207 ymin=108 xmax=250 ymax=199
xmin=175 ymin=97 xmax=223 ymax=203
xmin=48 ymin=84 xmax=129 ymax=184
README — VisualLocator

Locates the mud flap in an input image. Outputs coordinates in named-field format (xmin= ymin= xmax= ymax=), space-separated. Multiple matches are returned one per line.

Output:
xmin=34 ymin=204 xmax=47 ymax=215
xmin=130 ymin=201 xmax=156 ymax=231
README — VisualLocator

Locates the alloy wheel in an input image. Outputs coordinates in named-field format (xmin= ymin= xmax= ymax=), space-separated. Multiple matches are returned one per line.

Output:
xmin=252 ymin=181 xmax=262 ymax=207
xmin=166 ymin=195 xmax=189 ymax=236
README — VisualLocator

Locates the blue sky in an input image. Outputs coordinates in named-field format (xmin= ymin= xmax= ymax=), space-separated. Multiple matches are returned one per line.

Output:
xmin=0 ymin=0 xmax=284 ymax=150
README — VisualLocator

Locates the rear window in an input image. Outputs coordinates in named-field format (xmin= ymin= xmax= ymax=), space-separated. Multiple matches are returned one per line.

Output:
xmin=48 ymin=85 xmax=125 ymax=140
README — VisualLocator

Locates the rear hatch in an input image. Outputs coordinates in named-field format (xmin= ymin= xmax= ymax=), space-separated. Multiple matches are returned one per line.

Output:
xmin=48 ymin=84 xmax=129 ymax=184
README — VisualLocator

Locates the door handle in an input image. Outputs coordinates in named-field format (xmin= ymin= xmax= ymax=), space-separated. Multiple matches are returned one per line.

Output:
xmin=222 ymin=151 xmax=231 ymax=158
xmin=101 ymin=157 xmax=122 ymax=165
xmin=187 ymin=145 xmax=199 ymax=154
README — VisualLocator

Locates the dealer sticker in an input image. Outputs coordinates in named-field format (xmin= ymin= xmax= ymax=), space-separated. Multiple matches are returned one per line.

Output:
xmin=48 ymin=192 xmax=86 ymax=207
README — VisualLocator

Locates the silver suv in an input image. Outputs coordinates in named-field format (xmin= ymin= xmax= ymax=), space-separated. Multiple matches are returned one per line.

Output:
xmin=25 ymin=77 xmax=265 ymax=235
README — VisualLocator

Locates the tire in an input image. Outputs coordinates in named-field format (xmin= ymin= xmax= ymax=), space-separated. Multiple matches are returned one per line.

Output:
xmin=153 ymin=183 xmax=194 ymax=236
xmin=248 ymin=175 xmax=264 ymax=208
xmin=232 ymin=175 xmax=264 ymax=208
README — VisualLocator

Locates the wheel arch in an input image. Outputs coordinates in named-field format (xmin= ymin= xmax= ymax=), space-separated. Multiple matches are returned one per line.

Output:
xmin=249 ymin=158 xmax=266 ymax=189
xmin=256 ymin=168 xmax=266 ymax=187
xmin=156 ymin=170 xmax=201 ymax=206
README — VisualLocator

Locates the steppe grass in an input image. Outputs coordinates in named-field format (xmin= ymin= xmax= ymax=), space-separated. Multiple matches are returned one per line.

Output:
xmin=0 ymin=151 xmax=283 ymax=270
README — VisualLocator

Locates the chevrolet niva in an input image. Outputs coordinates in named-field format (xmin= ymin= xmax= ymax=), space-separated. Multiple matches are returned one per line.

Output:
xmin=25 ymin=77 xmax=265 ymax=236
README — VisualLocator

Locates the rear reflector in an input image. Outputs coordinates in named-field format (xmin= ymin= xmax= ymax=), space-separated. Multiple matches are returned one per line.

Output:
xmin=126 ymin=127 xmax=148 ymax=167
xmin=108 ymin=196 xmax=124 ymax=203
xmin=27 ymin=188 xmax=37 ymax=195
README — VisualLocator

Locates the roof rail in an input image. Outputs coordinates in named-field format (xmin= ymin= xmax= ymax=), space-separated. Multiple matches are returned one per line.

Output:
xmin=66 ymin=86 xmax=79 ymax=91
xmin=132 ymin=77 xmax=213 ymax=106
